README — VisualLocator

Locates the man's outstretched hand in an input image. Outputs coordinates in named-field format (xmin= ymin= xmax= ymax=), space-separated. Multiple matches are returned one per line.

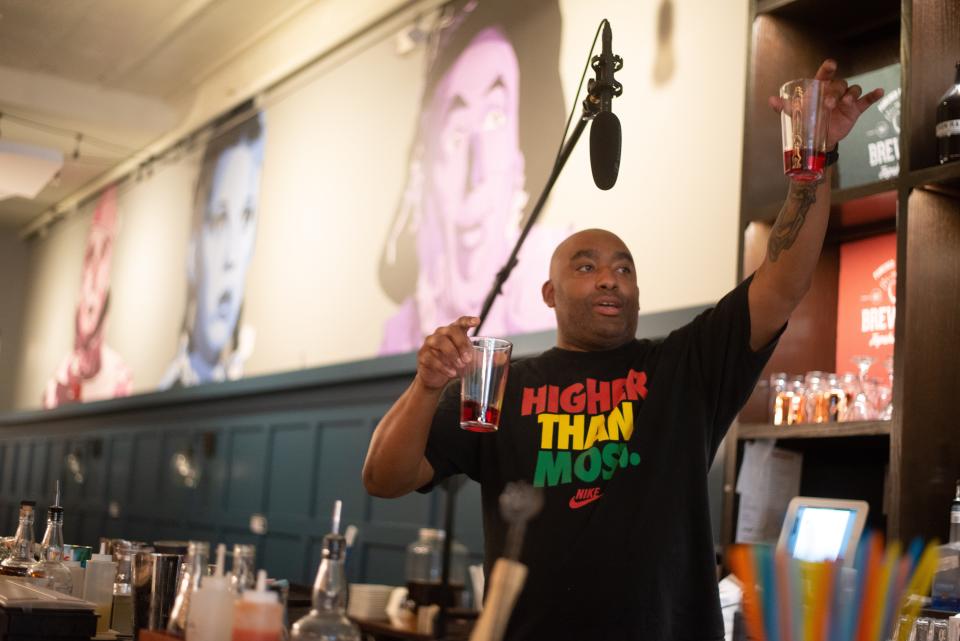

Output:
xmin=768 ymin=59 xmax=885 ymax=149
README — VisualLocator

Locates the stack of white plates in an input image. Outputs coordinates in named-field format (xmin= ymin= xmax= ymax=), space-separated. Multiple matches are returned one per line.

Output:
xmin=347 ymin=583 xmax=395 ymax=619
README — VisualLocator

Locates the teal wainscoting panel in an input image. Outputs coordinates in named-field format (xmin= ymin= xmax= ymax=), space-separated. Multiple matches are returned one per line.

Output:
xmin=13 ymin=442 xmax=27 ymax=498
xmin=263 ymin=533 xmax=309 ymax=585
xmin=0 ymin=359 xmax=524 ymax=588
xmin=226 ymin=427 xmax=269 ymax=516
xmin=267 ymin=422 xmax=315 ymax=518
xmin=130 ymin=433 xmax=161 ymax=511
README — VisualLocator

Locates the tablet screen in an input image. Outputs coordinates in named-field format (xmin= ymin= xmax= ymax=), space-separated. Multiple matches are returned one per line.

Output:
xmin=786 ymin=506 xmax=858 ymax=563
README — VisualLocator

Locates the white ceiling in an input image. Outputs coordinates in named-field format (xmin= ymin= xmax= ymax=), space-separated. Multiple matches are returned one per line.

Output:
xmin=0 ymin=0 xmax=314 ymax=229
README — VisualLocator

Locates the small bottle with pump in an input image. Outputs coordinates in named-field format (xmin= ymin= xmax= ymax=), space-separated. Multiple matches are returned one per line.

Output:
xmin=186 ymin=543 xmax=235 ymax=641
xmin=231 ymin=570 xmax=283 ymax=641
xmin=84 ymin=542 xmax=118 ymax=637
xmin=28 ymin=481 xmax=72 ymax=594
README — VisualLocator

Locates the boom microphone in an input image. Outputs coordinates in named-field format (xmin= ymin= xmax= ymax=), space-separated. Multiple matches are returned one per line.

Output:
xmin=587 ymin=20 xmax=623 ymax=190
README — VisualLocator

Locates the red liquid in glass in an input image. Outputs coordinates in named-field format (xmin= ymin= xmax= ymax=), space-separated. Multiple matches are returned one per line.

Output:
xmin=460 ymin=399 xmax=500 ymax=432
xmin=783 ymin=149 xmax=826 ymax=180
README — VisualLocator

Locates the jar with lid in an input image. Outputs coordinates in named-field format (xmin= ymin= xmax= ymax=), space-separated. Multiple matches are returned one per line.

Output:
xmin=768 ymin=373 xmax=788 ymax=425
xmin=405 ymin=528 xmax=468 ymax=607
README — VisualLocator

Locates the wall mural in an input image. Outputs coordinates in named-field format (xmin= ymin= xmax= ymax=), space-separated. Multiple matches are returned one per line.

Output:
xmin=160 ymin=114 xmax=266 ymax=388
xmin=13 ymin=0 xmax=751 ymax=410
xmin=378 ymin=0 xmax=566 ymax=353
xmin=43 ymin=186 xmax=133 ymax=408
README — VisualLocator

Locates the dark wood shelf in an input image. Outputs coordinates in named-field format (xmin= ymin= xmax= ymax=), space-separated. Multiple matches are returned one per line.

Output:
xmin=737 ymin=420 xmax=892 ymax=440
xmin=757 ymin=0 xmax=899 ymax=40
xmin=907 ymin=162 xmax=960 ymax=198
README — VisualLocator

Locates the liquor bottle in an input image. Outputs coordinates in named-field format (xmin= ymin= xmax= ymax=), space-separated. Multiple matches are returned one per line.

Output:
xmin=291 ymin=500 xmax=360 ymax=641
xmin=230 ymin=543 xmax=256 ymax=594
xmin=168 ymin=541 xmax=210 ymax=637
xmin=937 ymin=61 xmax=960 ymax=164
xmin=28 ymin=483 xmax=73 ymax=594
xmin=0 ymin=501 xmax=37 ymax=577
xmin=950 ymin=479 xmax=960 ymax=545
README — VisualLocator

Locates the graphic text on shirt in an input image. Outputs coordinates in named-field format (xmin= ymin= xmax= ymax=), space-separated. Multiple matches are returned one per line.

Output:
xmin=521 ymin=369 xmax=648 ymax=492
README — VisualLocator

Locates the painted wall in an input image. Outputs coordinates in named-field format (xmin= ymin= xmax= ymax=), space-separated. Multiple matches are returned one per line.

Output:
xmin=0 ymin=229 xmax=29 ymax=410
xmin=10 ymin=0 xmax=749 ymax=410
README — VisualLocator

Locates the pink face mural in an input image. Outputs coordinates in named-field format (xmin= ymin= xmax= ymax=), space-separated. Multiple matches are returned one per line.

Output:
xmin=43 ymin=185 xmax=133 ymax=409
xmin=419 ymin=28 xmax=525 ymax=314
xmin=379 ymin=0 xmax=566 ymax=353
xmin=77 ymin=186 xmax=118 ymax=341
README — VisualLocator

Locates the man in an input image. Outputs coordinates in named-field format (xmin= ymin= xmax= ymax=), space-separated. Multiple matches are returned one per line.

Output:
xmin=364 ymin=60 xmax=882 ymax=640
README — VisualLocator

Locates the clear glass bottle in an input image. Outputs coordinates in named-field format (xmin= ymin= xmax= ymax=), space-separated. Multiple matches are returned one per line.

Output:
xmin=27 ymin=501 xmax=72 ymax=594
xmin=230 ymin=543 xmax=257 ymax=594
xmin=111 ymin=541 xmax=139 ymax=636
xmin=937 ymin=61 xmax=960 ymax=165
xmin=0 ymin=501 xmax=37 ymax=577
xmin=291 ymin=500 xmax=360 ymax=641
xmin=167 ymin=540 xmax=210 ymax=637
xmin=405 ymin=528 xmax=468 ymax=607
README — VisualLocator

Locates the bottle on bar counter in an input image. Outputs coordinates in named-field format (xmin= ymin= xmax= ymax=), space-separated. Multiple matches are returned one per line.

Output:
xmin=230 ymin=543 xmax=257 ymax=594
xmin=231 ymin=570 xmax=283 ymax=641
xmin=291 ymin=500 xmax=360 ymax=641
xmin=27 ymin=482 xmax=73 ymax=594
xmin=0 ymin=501 xmax=37 ymax=577
xmin=169 ymin=540 xmax=211 ymax=637
xmin=186 ymin=543 xmax=234 ymax=641
xmin=937 ymin=61 xmax=960 ymax=164
xmin=84 ymin=543 xmax=118 ymax=637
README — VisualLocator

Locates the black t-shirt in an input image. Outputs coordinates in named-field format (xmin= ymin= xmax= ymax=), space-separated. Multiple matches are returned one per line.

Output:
xmin=420 ymin=276 xmax=779 ymax=641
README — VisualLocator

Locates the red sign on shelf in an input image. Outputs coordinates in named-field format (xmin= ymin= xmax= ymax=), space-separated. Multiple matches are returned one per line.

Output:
xmin=836 ymin=233 xmax=897 ymax=379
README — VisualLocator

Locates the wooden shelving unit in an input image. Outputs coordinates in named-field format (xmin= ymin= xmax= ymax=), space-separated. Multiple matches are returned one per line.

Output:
xmin=722 ymin=0 xmax=960 ymax=548
xmin=737 ymin=420 xmax=892 ymax=440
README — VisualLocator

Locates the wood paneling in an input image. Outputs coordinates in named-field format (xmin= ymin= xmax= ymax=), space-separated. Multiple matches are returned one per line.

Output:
xmin=896 ymin=189 xmax=960 ymax=541
xmin=908 ymin=0 xmax=960 ymax=170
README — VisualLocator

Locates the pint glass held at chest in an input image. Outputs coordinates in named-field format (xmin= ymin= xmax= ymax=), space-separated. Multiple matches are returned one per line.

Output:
xmin=460 ymin=337 xmax=512 ymax=432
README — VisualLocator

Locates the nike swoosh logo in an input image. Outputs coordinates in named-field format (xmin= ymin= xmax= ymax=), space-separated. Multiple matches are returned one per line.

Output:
xmin=568 ymin=492 xmax=603 ymax=509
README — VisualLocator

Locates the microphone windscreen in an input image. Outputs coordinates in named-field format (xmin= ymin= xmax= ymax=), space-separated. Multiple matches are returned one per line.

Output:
xmin=590 ymin=111 xmax=621 ymax=190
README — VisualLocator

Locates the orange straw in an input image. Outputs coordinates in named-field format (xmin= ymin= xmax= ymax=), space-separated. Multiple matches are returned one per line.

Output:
xmin=810 ymin=559 xmax=836 ymax=641
xmin=855 ymin=534 xmax=885 ymax=641
xmin=729 ymin=544 xmax=767 ymax=641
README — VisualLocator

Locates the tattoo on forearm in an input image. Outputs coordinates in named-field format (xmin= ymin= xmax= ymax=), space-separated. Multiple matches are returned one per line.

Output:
xmin=767 ymin=178 xmax=823 ymax=262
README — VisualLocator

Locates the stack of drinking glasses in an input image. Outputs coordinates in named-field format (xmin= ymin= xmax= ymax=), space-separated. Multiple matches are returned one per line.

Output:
xmin=768 ymin=356 xmax=893 ymax=426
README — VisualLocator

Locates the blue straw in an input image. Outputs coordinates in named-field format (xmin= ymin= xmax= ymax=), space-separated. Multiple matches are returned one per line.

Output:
xmin=840 ymin=531 xmax=872 ymax=641
xmin=759 ymin=545 xmax=781 ymax=641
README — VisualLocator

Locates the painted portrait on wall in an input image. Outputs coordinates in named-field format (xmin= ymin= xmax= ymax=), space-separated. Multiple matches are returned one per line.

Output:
xmin=378 ymin=0 xmax=568 ymax=353
xmin=43 ymin=186 xmax=133 ymax=408
xmin=160 ymin=113 xmax=266 ymax=388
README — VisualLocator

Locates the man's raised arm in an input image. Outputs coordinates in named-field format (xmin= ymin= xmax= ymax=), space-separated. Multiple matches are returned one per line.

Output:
xmin=748 ymin=59 xmax=884 ymax=351
xmin=362 ymin=316 xmax=478 ymax=498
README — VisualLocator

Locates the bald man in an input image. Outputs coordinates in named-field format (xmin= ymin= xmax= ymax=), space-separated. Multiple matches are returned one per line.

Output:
xmin=363 ymin=60 xmax=883 ymax=641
